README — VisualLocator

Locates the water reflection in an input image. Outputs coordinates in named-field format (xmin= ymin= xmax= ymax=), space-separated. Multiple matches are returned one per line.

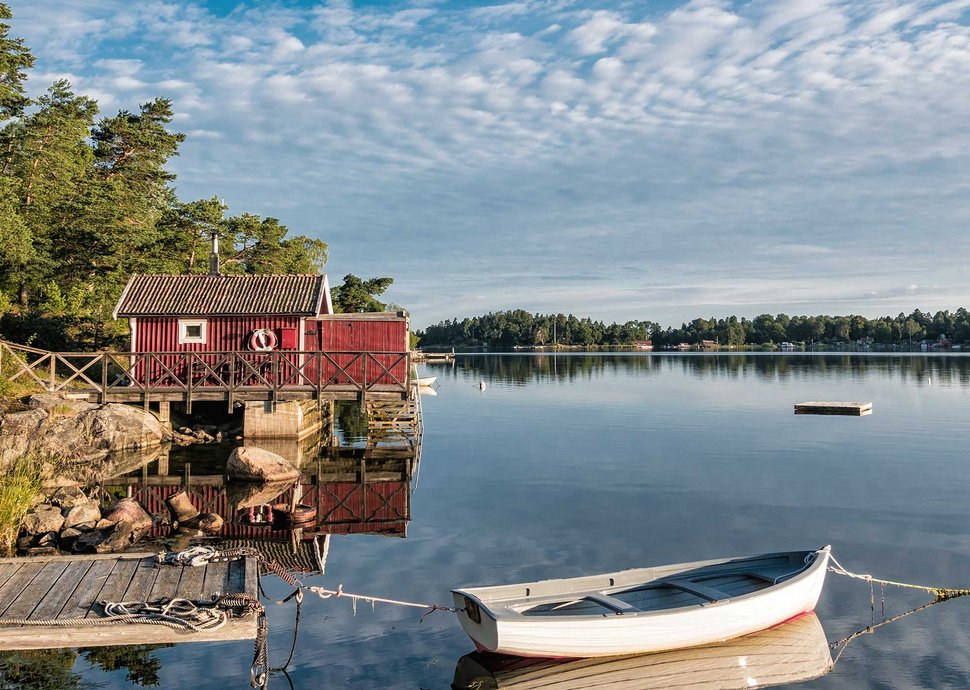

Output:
xmin=452 ymin=589 xmax=970 ymax=690
xmin=96 ymin=432 xmax=421 ymax=572
xmin=0 ymin=645 xmax=169 ymax=690
xmin=453 ymin=612 xmax=833 ymax=689
xmin=447 ymin=353 xmax=970 ymax=387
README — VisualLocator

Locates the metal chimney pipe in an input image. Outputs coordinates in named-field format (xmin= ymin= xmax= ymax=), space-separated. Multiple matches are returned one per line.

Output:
xmin=209 ymin=231 xmax=220 ymax=276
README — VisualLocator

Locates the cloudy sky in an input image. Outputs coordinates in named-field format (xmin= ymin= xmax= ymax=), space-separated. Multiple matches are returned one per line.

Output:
xmin=11 ymin=0 xmax=970 ymax=327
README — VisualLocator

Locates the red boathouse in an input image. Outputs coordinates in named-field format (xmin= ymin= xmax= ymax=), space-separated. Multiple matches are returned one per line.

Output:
xmin=112 ymin=273 xmax=410 ymax=393
xmin=113 ymin=273 xmax=335 ymax=353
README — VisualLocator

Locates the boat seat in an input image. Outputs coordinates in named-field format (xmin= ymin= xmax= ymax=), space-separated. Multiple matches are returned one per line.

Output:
xmin=587 ymin=594 xmax=639 ymax=614
xmin=746 ymin=569 xmax=787 ymax=584
xmin=660 ymin=579 xmax=727 ymax=603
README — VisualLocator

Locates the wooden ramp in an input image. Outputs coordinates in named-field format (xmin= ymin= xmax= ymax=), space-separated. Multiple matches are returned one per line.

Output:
xmin=0 ymin=552 xmax=258 ymax=650
xmin=794 ymin=401 xmax=872 ymax=416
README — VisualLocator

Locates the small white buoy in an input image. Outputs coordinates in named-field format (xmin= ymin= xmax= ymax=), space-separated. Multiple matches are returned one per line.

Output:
xmin=478 ymin=380 xmax=487 ymax=390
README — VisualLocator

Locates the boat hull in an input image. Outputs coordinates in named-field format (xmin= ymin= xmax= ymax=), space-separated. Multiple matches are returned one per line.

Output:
xmin=453 ymin=548 xmax=830 ymax=658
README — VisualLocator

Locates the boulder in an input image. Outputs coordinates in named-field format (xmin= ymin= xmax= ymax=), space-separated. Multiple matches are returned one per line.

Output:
xmin=180 ymin=512 xmax=224 ymax=534
xmin=63 ymin=502 xmax=101 ymax=529
xmin=23 ymin=505 xmax=65 ymax=535
xmin=86 ymin=405 xmax=166 ymax=451
xmin=166 ymin=491 xmax=199 ymax=523
xmin=227 ymin=447 xmax=299 ymax=482
xmin=73 ymin=519 xmax=146 ymax=554
xmin=61 ymin=527 xmax=84 ymax=540
xmin=102 ymin=498 xmax=152 ymax=532
xmin=36 ymin=531 xmax=58 ymax=547
xmin=0 ymin=409 xmax=49 ymax=465
xmin=28 ymin=393 xmax=97 ymax=415
xmin=1 ymin=400 xmax=169 ymax=471
xmin=227 ymin=478 xmax=294 ymax=509
xmin=51 ymin=486 xmax=90 ymax=509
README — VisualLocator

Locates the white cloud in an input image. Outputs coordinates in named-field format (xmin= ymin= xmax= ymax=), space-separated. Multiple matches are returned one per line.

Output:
xmin=10 ymin=0 xmax=970 ymax=325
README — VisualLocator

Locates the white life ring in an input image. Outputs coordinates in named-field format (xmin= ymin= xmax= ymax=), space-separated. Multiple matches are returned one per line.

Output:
xmin=249 ymin=328 xmax=278 ymax=351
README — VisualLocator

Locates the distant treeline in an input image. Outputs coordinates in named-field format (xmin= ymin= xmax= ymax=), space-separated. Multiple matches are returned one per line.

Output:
xmin=417 ymin=309 xmax=970 ymax=348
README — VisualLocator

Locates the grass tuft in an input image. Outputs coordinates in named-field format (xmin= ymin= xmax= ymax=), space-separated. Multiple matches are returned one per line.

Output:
xmin=0 ymin=455 xmax=46 ymax=555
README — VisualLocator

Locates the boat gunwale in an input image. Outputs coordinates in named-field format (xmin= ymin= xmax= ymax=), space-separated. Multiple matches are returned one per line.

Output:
xmin=453 ymin=546 xmax=830 ymax=623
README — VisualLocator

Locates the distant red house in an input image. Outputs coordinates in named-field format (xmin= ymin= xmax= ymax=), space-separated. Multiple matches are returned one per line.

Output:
xmin=633 ymin=340 xmax=653 ymax=350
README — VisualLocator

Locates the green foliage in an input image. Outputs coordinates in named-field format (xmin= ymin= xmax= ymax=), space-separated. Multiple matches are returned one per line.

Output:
xmin=0 ymin=453 xmax=43 ymax=554
xmin=419 ymin=309 xmax=970 ymax=349
xmin=419 ymin=310 xmax=658 ymax=348
xmin=332 ymin=274 xmax=393 ymax=313
xmin=0 ymin=3 xmax=34 ymax=119
xmin=0 ymin=6 xmax=352 ymax=351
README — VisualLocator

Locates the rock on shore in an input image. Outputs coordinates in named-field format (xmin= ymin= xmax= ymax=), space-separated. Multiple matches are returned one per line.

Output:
xmin=0 ymin=394 xmax=169 ymax=468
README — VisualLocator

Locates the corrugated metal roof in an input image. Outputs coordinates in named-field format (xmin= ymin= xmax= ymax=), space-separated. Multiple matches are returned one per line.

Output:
xmin=114 ymin=274 xmax=328 ymax=317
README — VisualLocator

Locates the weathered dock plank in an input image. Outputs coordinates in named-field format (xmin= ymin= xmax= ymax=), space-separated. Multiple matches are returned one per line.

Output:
xmin=794 ymin=401 xmax=873 ymax=416
xmin=58 ymin=559 xmax=116 ymax=619
xmin=29 ymin=560 xmax=93 ymax=621
xmin=0 ymin=562 xmax=45 ymax=617
xmin=2 ymin=561 xmax=70 ymax=621
xmin=0 ymin=552 xmax=258 ymax=650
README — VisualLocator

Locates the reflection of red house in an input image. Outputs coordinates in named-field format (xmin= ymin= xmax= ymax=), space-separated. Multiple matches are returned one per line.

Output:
xmin=132 ymin=479 xmax=410 ymax=541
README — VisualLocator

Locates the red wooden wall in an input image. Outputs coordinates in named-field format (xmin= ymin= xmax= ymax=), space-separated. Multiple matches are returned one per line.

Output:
xmin=129 ymin=314 xmax=409 ymax=388
xmin=306 ymin=315 xmax=409 ymax=386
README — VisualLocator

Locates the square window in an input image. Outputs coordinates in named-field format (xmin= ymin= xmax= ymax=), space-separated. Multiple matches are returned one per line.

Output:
xmin=178 ymin=319 xmax=207 ymax=345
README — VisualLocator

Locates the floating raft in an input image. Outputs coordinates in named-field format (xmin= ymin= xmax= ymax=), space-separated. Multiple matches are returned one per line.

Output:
xmin=794 ymin=401 xmax=872 ymax=416
xmin=0 ymin=552 xmax=257 ymax=650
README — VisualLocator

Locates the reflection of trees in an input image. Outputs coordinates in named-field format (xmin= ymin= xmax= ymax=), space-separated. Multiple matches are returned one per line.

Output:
xmin=0 ymin=645 xmax=170 ymax=689
xmin=333 ymin=400 xmax=369 ymax=443
xmin=449 ymin=354 xmax=970 ymax=387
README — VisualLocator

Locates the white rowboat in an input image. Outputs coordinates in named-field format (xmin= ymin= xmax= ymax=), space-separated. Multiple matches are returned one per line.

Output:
xmin=452 ymin=610 xmax=833 ymax=689
xmin=413 ymin=376 xmax=437 ymax=388
xmin=452 ymin=546 xmax=831 ymax=658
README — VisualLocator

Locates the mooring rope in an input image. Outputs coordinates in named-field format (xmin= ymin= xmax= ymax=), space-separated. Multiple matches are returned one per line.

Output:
xmin=307 ymin=584 xmax=461 ymax=618
xmin=827 ymin=552 xmax=970 ymax=599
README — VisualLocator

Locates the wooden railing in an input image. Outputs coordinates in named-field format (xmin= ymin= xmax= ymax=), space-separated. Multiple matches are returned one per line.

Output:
xmin=0 ymin=340 xmax=410 ymax=406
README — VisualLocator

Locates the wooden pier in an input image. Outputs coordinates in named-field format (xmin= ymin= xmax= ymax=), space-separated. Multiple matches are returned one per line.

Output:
xmin=794 ymin=401 xmax=873 ymax=416
xmin=0 ymin=552 xmax=258 ymax=650
xmin=0 ymin=340 xmax=410 ymax=409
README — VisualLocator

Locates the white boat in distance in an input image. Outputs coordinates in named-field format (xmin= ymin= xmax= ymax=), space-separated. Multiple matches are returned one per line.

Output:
xmin=452 ymin=611 xmax=833 ymax=689
xmin=452 ymin=546 xmax=831 ymax=658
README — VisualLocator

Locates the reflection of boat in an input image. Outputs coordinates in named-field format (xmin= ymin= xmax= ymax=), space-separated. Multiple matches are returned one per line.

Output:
xmin=452 ymin=547 xmax=830 ymax=658
xmin=452 ymin=611 xmax=833 ymax=689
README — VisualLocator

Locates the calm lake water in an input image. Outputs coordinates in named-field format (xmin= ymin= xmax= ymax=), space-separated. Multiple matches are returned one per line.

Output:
xmin=12 ymin=353 xmax=970 ymax=688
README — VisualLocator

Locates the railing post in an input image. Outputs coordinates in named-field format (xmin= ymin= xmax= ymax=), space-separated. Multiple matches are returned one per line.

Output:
xmin=361 ymin=354 xmax=368 ymax=406
xmin=48 ymin=354 xmax=55 ymax=392
xmin=228 ymin=353 xmax=236 ymax=414
xmin=100 ymin=353 xmax=107 ymax=404
xmin=186 ymin=355 xmax=194 ymax=415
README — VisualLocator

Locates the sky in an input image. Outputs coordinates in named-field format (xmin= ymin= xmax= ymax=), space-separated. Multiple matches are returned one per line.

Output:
xmin=10 ymin=0 xmax=970 ymax=328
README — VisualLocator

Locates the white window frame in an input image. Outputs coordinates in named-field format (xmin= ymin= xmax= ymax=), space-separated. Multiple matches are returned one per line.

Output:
xmin=177 ymin=319 xmax=207 ymax=345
